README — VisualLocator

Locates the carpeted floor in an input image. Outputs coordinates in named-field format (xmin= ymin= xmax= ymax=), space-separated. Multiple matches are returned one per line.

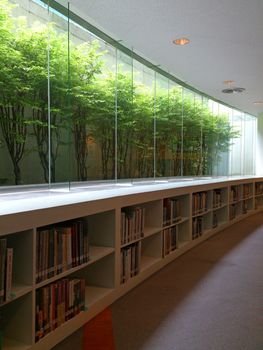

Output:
xmin=111 ymin=213 xmax=263 ymax=350
xmin=53 ymin=212 xmax=263 ymax=350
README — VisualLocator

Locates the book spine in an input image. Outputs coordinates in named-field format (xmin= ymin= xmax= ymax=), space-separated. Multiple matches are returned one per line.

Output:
xmin=5 ymin=248 xmax=13 ymax=302
xmin=0 ymin=239 xmax=7 ymax=305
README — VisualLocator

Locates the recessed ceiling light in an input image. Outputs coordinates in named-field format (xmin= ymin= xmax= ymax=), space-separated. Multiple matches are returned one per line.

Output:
xmin=253 ymin=101 xmax=263 ymax=105
xmin=173 ymin=38 xmax=190 ymax=46
xmin=223 ymin=80 xmax=235 ymax=85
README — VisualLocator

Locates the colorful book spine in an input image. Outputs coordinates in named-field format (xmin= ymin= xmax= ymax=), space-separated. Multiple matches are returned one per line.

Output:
xmin=5 ymin=248 xmax=13 ymax=302
xmin=35 ymin=278 xmax=85 ymax=342
xmin=36 ymin=220 xmax=89 ymax=283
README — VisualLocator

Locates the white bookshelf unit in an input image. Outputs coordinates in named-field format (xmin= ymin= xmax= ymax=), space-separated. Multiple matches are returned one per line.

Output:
xmin=0 ymin=176 xmax=263 ymax=350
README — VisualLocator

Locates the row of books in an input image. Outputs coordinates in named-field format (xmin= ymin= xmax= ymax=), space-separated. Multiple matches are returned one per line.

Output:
xmin=230 ymin=186 xmax=239 ymax=202
xmin=36 ymin=220 xmax=89 ymax=283
xmin=229 ymin=203 xmax=238 ymax=220
xmin=192 ymin=192 xmax=208 ymax=215
xmin=163 ymin=198 xmax=181 ymax=227
xmin=213 ymin=189 xmax=222 ymax=208
xmin=192 ymin=217 xmax=203 ymax=239
xmin=121 ymin=207 xmax=145 ymax=245
xmin=120 ymin=242 xmax=141 ymax=284
xmin=35 ymin=278 xmax=85 ymax=342
xmin=212 ymin=213 xmax=218 ymax=228
xmin=255 ymin=182 xmax=263 ymax=195
xmin=255 ymin=197 xmax=263 ymax=209
xmin=0 ymin=239 xmax=13 ymax=305
xmin=243 ymin=184 xmax=252 ymax=198
xmin=163 ymin=227 xmax=177 ymax=256
xmin=242 ymin=200 xmax=249 ymax=214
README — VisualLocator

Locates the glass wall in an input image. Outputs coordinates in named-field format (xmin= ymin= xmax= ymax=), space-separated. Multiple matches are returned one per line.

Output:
xmin=0 ymin=0 xmax=257 ymax=189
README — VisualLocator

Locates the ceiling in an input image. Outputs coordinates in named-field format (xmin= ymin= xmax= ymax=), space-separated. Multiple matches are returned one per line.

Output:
xmin=62 ymin=0 xmax=263 ymax=116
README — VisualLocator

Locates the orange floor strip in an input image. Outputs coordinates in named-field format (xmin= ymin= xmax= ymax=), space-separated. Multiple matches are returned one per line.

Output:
xmin=83 ymin=308 xmax=115 ymax=350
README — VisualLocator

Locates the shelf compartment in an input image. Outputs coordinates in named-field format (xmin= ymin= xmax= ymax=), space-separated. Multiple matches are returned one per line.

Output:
xmin=192 ymin=191 xmax=211 ymax=216
xmin=140 ymin=256 xmax=161 ymax=273
xmin=212 ymin=187 xmax=228 ymax=210
xmin=85 ymin=286 xmax=114 ymax=308
xmin=178 ymin=220 xmax=190 ymax=244
xmin=36 ymin=210 xmax=115 ymax=284
xmin=121 ymin=201 xmax=161 ymax=245
xmin=2 ymin=336 xmax=31 ymax=350
xmin=35 ymin=246 xmax=115 ymax=289
xmin=72 ymin=253 xmax=115 ymax=290
xmin=0 ymin=284 xmax=32 ymax=307
xmin=241 ymin=198 xmax=253 ymax=214
xmin=0 ymin=293 xmax=33 ymax=349
xmin=140 ymin=232 xmax=162 ymax=273
xmin=242 ymin=183 xmax=253 ymax=199
xmin=163 ymin=217 xmax=189 ymax=229
xmin=143 ymin=226 xmax=162 ymax=238
xmin=229 ymin=201 xmax=242 ymax=221
xmin=213 ymin=203 xmax=228 ymax=211
xmin=230 ymin=185 xmax=242 ymax=203
xmin=163 ymin=194 xmax=189 ymax=227
xmin=192 ymin=209 xmax=211 ymax=218
xmin=212 ymin=206 xmax=228 ymax=229
xmin=255 ymin=195 xmax=263 ymax=209
xmin=3 ymin=230 xmax=33 ymax=292
xmin=255 ymin=182 xmax=263 ymax=196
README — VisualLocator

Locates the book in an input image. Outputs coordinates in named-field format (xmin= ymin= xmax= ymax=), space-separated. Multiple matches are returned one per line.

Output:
xmin=5 ymin=248 xmax=13 ymax=302
xmin=0 ymin=239 xmax=7 ymax=305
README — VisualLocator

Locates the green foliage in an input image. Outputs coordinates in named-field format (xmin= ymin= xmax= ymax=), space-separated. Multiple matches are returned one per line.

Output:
xmin=0 ymin=0 xmax=239 ymax=184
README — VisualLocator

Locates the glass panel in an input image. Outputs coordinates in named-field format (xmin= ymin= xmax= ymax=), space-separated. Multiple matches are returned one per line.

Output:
xmin=182 ymin=89 xmax=202 ymax=176
xmin=243 ymin=114 xmax=256 ymax=175
xmin=167 ymin=81 xmax=183 ymax=177
xmin=87 ymin=42 xmax=116 ymax=181
xmin=230 ymin=109 xmax=243 ymax=175
xmin=216 ymin=104 xmax=232 ymax=176
xmin=69 ymin=18 xmax=116 ymax=182
xmin=155 ymin=74 xmax=169 ymax=177
xmin=0 ymin=0 xmax=50 ymax=186
xmin=132 ymin=61 xmax=154 ymax=179
xmin=46 ymin=0 xmax=70 ymax=186
xmin=155 ymin=77 xmax=183 ymax=178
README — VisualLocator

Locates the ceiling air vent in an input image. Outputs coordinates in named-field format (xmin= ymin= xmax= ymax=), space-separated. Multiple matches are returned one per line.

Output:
xmin=222 ymin=88 xmax=234 ymax=94
xmin=222 ymin=87 xmax=246 ymax=94
xmin=233 ymin=87 xmax=245 ymax=93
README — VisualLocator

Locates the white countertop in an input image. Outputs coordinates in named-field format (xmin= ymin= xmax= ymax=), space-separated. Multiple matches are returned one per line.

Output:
xmin=0 ymin=176 xmax=260 ymax=216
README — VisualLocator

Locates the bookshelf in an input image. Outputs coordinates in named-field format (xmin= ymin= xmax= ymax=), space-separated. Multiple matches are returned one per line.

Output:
xmin=0 ymin=177 xmax=262 ymax=350
xmin=212 ymin=187 xmax=228 ymax=228
xmin=255 ymin=181 xmax=263 ymax=210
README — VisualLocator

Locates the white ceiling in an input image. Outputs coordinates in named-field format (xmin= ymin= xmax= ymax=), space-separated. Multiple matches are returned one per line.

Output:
xmin=65 ymin=0 xmax=263 ymax=116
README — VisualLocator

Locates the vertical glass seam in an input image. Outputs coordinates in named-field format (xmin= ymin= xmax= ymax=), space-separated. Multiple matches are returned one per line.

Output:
xmin=115 ymin=48 xmax=118 ymax=182
xmin=47 ymin=1 xmax=51 ymax=187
